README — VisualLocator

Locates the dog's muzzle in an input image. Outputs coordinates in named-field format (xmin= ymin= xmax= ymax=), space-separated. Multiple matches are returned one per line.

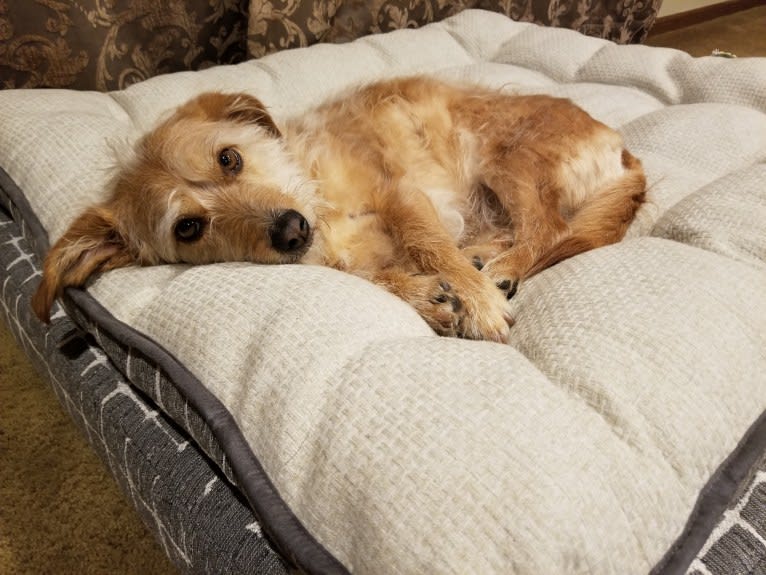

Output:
xmin=270 ymin=209 xmax=311 ymax=254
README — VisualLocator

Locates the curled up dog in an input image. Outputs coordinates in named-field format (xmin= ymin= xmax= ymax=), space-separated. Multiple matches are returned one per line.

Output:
xmin=32 ymin=76 xmax=646 ymax=342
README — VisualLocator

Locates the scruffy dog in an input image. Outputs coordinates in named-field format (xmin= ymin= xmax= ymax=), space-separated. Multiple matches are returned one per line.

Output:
xmin=32 ymin=76 xmax=646 ymax=342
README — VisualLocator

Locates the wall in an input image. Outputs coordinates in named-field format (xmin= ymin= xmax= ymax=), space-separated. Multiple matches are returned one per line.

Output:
xmin=658 ymin=0 xmax=722 ymax=17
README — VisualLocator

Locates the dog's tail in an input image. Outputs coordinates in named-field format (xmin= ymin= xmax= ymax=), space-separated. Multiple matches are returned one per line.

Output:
xmin=525 ymin=150 xmax=646 ymax=277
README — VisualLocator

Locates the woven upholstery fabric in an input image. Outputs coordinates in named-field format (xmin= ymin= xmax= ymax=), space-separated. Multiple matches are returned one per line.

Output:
xmin=1 ymin=10 xmax=765 ymax=574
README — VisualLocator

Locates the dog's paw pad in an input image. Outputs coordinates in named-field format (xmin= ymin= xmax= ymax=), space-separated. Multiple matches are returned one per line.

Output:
xmin=431 ymin=280 xmax=462 ymax=312
xmin=495 ymin=278 xmax=519 ymax=300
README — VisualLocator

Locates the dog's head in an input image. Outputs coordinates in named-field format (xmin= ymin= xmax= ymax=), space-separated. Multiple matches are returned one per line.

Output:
xmin=32 ymin=92 xmax=318 ymax=322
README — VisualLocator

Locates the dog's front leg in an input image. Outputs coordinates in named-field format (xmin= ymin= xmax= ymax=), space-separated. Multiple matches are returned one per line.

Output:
xmin=376 ymin=186 xmax=513 ymax=342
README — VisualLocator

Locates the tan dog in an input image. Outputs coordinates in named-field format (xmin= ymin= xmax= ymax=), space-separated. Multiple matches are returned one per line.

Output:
xmin=32 ymin=76 xmax=646 ymax=342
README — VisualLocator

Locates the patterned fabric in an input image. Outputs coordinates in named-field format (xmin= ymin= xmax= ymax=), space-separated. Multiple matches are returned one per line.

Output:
xmin=493 ymin=0 xmax=663 ymax=43
xmin=687 ymin=457 xmax=766 ymax=574
xmin=1 ymin=11 xmax=764 ymax=574
xmin=0 ymin=0 xmax=660 ymax=90
xmin=0 ymin=0 xmax=248 ymax=90
xmin=0 ymin=180 xmax=289 ymax=575
xmin=246 ymin=0 xmax=662 ymax=57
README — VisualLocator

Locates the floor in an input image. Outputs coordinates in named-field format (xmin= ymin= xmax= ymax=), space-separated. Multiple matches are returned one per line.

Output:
xmin=646 ymin=5 xmax=766 ymax=57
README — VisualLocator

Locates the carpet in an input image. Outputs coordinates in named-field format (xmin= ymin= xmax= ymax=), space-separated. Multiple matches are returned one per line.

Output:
xmin=0 ymin=321 xmax=177 ymax=574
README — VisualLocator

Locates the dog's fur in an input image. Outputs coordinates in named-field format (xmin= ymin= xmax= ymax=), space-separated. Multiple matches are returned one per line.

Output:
xmin=32 ymin=76 xmax=646 ymax=342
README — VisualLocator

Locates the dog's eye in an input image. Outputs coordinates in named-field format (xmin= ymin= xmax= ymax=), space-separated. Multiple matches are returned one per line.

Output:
xmin=174 ymin=218 xmax=205 ymax=242
xmin=218 ymin=148 xmax=242 ymax=174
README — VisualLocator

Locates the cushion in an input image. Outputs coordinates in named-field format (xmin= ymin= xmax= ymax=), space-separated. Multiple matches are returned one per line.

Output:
xmin=1 ymin=10 xmax=765 ymax=574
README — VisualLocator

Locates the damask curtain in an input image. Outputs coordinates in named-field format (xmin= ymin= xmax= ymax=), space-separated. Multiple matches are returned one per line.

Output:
xmin=247 ymin=0 xmax=663 ymax=58
xmin=1 ymin=0 xmax=661 ymax=91
xmin=0 ymin=0 xmax=249 ymax=90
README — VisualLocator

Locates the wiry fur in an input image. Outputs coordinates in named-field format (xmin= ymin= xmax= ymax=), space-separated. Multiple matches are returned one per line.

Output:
xmin=32 ymin=77 xmax=646 ymax=342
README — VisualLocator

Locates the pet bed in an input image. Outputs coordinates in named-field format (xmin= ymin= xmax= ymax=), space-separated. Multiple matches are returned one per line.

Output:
xmin=1 ymin=9 xmax=765 ymax=574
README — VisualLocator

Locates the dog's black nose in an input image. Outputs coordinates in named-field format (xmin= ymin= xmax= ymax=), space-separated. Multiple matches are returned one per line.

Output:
xmin=270 ymin=209 xmax=310 ymax=253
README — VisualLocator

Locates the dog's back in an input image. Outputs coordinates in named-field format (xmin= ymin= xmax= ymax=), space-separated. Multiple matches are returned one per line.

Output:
xmin=286 ymin=77 xmax=645 ymax=278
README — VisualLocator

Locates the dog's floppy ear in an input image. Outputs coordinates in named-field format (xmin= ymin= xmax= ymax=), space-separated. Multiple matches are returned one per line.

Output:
xmin=196 ymin=92 xmax=282 ymax=138
xmin=32 ymin=206 xmax=136 ymax=323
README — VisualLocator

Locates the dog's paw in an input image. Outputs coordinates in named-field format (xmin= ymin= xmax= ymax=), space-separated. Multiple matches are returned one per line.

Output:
xmin=455 ymin=273 xmax=514 ymax=343
xmin=392 ymin=270 xmax=513 ymax=342
xmin=461 ymin=241 xmax=511 ymax=272
xmin=403 ymin=275 xmax=464 ymax=338
xmin=480 ymin=260 xmax=520 ymax=301
xmin=493 ymin=277 xmax=519 ymax=300
xmin=461 ymin=248 xmax=491 ymax=271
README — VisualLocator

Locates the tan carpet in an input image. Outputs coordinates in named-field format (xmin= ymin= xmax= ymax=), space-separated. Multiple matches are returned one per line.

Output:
xmin=646 ymin=6 xmax=766 ymax=57
xmin=0 ymin=320 xmax=177 ymax=574
xmin=1 ymin=8 xmax=764 ymax=575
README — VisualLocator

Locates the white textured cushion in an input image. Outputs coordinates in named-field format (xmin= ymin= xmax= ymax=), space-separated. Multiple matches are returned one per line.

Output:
xmin=1 ymin=10 xmax=765 ymax=574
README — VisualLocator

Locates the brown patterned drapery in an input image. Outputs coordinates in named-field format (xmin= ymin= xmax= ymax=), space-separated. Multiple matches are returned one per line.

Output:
xmin=246 ymin=0 xmax=663 ymax=59
xmin=0 ymin=0 xmax=661 ymax=91
xmin=0 ymin=0 xmax=249 ymax=91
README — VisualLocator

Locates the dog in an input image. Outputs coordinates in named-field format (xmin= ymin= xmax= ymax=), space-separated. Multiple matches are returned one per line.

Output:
xmin=32 ymin=76 xmax=646 ymax=342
